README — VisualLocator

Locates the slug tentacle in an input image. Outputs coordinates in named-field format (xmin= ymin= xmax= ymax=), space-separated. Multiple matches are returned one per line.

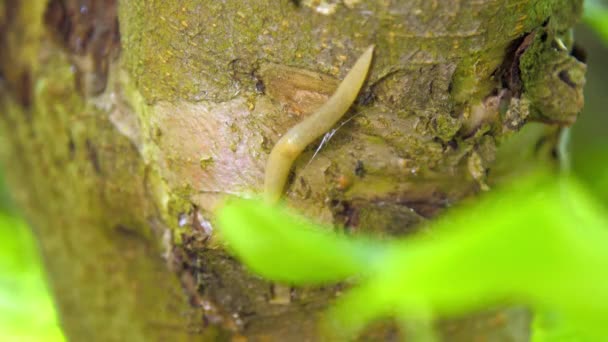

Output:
xmin=264 ymin=45 xmax=374 ymax=204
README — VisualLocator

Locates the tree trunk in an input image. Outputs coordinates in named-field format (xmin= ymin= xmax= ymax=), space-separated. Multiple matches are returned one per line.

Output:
xmin=0 ymin=0 xmax=585 ymax=341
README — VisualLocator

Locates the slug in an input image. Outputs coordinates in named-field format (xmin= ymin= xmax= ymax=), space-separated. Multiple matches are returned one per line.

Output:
xmin=264 ymin=45 xmax=375 ymax=204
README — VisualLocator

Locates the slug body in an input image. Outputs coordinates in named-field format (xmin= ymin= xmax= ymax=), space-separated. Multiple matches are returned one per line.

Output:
xmin=264 ymin=45 xmax=374 ymax=204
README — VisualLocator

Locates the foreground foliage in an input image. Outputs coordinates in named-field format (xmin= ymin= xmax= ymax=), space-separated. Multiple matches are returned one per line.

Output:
xmin=218 ymin=171 xmax=608 ymax=340
xmin=0 ymin=213 xmax=64 ymax=341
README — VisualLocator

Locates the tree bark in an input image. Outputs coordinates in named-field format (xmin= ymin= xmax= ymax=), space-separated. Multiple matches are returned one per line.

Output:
xmin=0 ymin=0 xmax=585 ymax=341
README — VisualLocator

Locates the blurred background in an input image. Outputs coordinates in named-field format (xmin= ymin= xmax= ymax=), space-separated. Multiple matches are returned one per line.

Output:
xmin=0 ymin=4 xmax=606 ymax=341
xmin=571 ymin=5 xmax=608 ymax=205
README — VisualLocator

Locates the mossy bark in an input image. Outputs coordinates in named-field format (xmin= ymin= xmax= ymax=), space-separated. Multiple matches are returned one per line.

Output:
xmin=0 ymin=0 xmax=584 ymax=341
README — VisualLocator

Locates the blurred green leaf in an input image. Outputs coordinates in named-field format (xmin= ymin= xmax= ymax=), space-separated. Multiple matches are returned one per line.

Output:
xmin=584 ymin=0 xmax=608 ymax=44
xmin=217 ymin=199 xmax=384 ymax=284
xmin=217 ymin=175 xmax=608 ymax=339
xmin=531 ymin=310 xmax=595 ymax=342
xmin=0 ymin=213 xmax=64 ymax=342
xmin=326 ymin=177 xmax=608 ymax=338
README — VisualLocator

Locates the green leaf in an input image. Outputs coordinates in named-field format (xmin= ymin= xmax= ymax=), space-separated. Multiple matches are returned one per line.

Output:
xmin=584 ymin=0 xmax=608 ymax=45
xmin=326 ymin=177 xmax=608 ymax=338
xmin=216 ymin=175 xmax=608 ymax=339
xmin=217 ymin=199 xmax=384 ymax=284
xmin=0 ymin=213 xmax=65 ymax=342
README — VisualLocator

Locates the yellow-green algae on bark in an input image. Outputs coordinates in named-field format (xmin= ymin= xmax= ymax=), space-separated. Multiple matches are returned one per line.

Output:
xmin=0 ymin=2 xmax=207 ymax=341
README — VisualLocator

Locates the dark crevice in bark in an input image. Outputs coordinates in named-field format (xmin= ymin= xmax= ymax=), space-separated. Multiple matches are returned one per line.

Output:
xmin=16 ymin=70 xmax=32 ymax=109
xmin=44 ymin=0 xmax=120 ymax=96
xmin=85 ymin=138 xmax=102 ymax=175
xmin=167 ymin=204 xmax=241 ymax=335
xmin=571 ymin=44 xmax=587 ymax=62
xmin=0 ymin=1 xmax=33 ymax=109
xmin=495 ymin=32 xmax=536 ymax=98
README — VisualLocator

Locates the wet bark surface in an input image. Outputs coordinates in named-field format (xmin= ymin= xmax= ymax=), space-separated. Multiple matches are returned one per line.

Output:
xmin=0 ymin=0 xmax=584 ymax=340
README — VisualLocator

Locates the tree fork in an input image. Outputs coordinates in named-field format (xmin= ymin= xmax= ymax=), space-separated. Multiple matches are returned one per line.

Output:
xmin=0 ymin=0 xmax=585 ymax=340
